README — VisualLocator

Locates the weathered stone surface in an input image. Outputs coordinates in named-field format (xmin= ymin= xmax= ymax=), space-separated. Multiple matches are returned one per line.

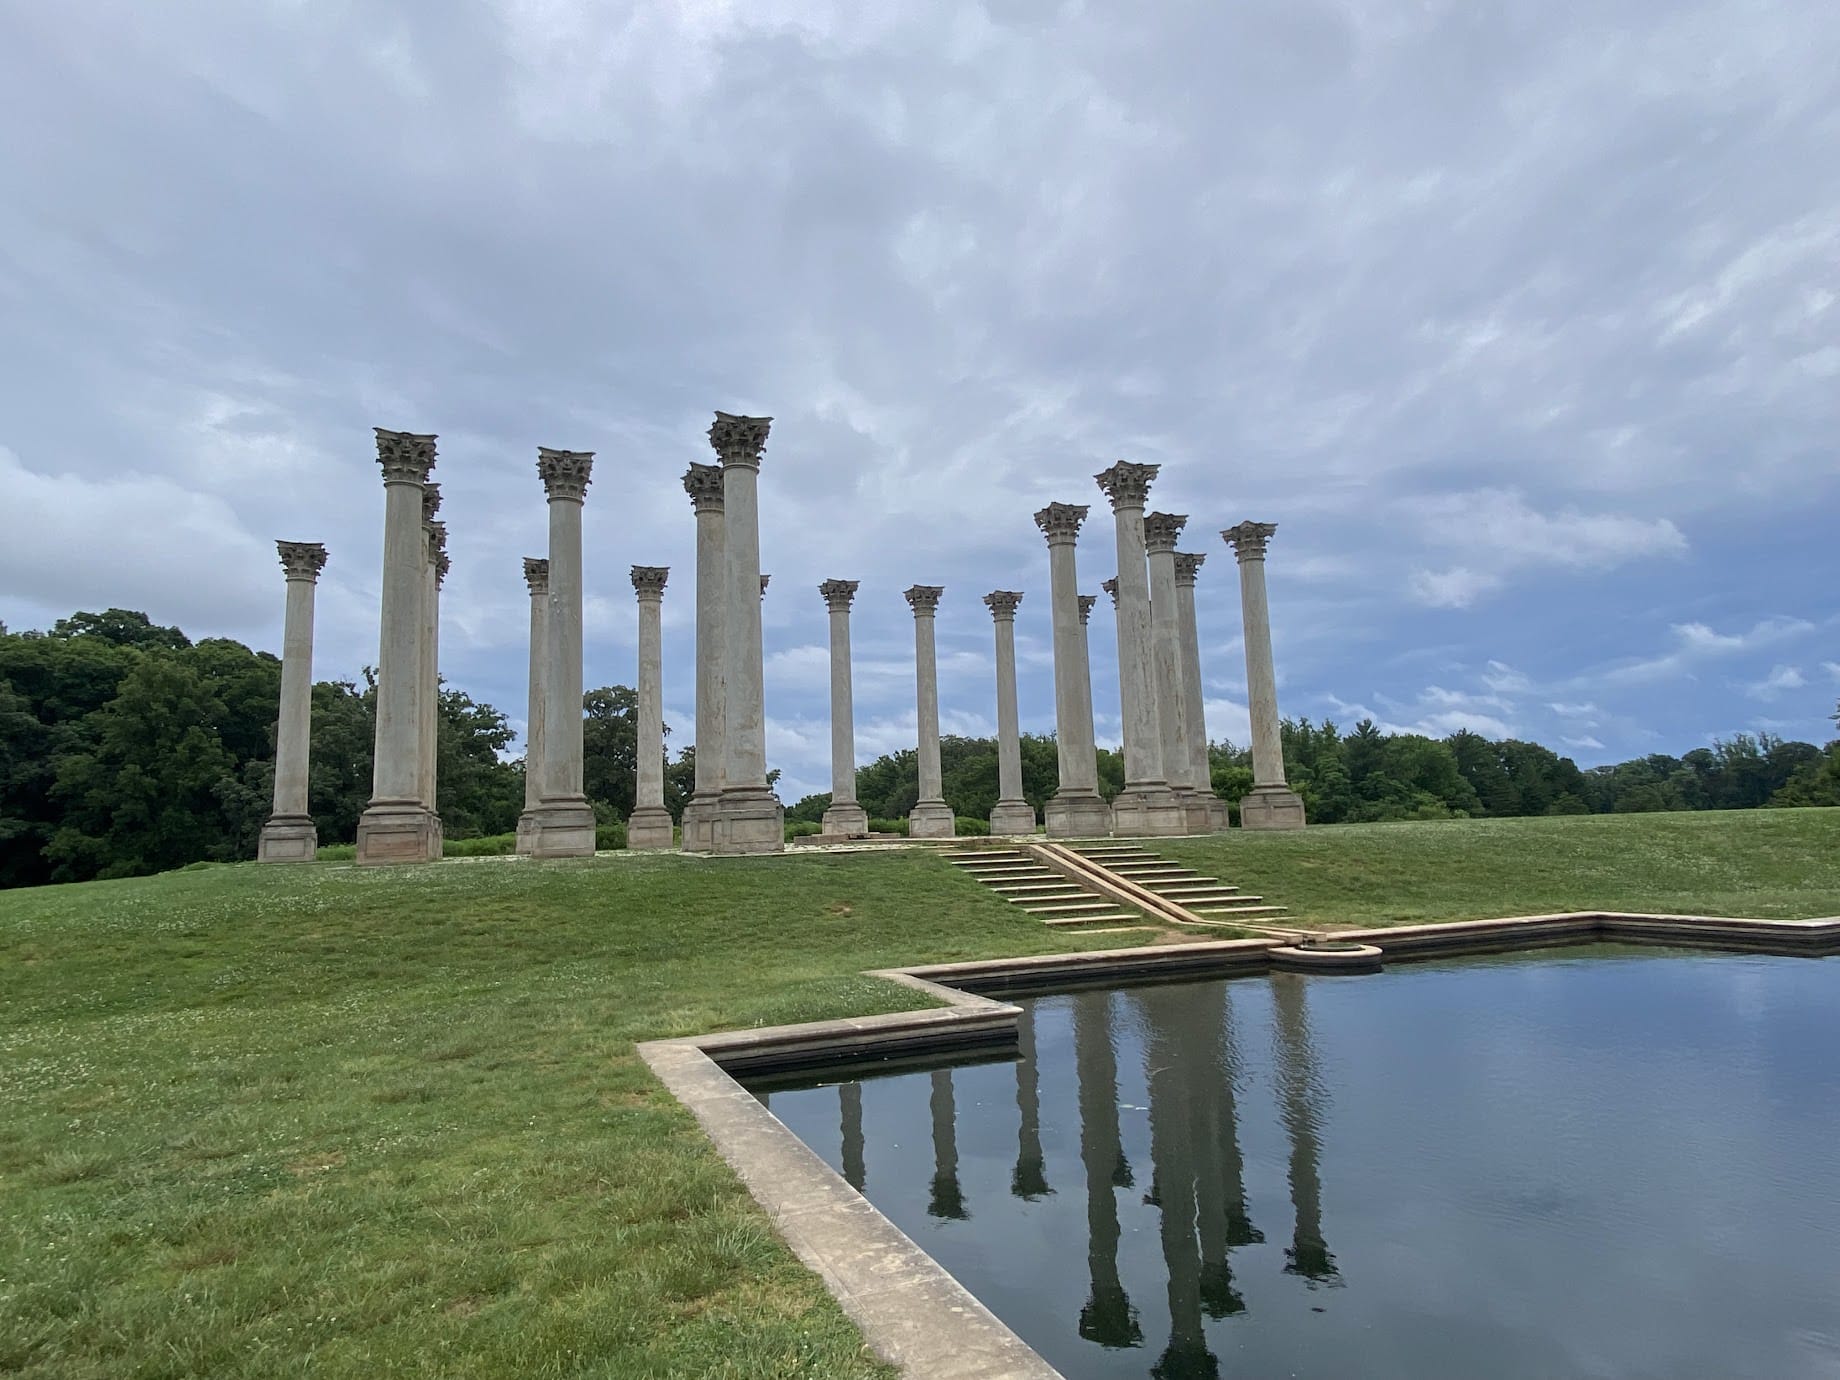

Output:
xmin=984 ymin=590 xmax=1036 ymax=835
xmin=681 ymin=463 xmax=727 ymax=853
xmin=904 ymin=584 xmax=955 ymax=839
xmin=1035 ymin=504 xmax=1108 ymax=838
xmin=820 ymin=580 xmax=870 ymax=837
xmin=1224 ymin=522 xmax=1306 ymax=831
xmin=522 ymin=448 xmax=597 ymax=856
xmin=516 ymin=558 xmax=549 ymax=854
xmin=629 ymin=565 xmax=674 ymax=851
xmin=259 ymin=540 xmax=327 ymax=863
xmin=1144 ymin=513 xmax=1196 ymax=826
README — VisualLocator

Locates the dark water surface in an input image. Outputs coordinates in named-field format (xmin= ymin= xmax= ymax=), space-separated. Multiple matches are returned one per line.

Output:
xmin=755 ymin=947 xmax=1840 ymax=1379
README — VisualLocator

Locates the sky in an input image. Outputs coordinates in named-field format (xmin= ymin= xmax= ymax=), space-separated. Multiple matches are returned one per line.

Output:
xmin=1 ymin=0 xmax=1835 ymax=803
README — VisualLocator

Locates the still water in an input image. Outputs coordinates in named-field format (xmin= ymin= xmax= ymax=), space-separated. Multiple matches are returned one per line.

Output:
xmin=755 ymin=947 xmax=1840 ymax=1379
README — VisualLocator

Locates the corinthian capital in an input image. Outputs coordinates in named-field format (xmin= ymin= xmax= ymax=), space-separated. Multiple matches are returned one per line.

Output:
xmin=759 ymin=574 xmax=771 ymax=599
xmin=1143 ymin=511 xmax=1188 ymax=553
xmin=537 ymin=447 xmax=594 ymax=501
xmin=276 ymin=540 xmax=328 ymax=581
xmin=1094 ymin=461 xmax=1159 ymax=509
xmin=1100 ymin=578 xmax=1119 ymax=607
xmin=1173 ymin=551 xmax=1206 ymax=586
xmin=422 ymin=482 xmax=442 ymax=524
xmin=682 ymin=462 xmax=724 ymax=512
xmin=1033 ymin=501 xmax=1090 ymax=544
xmin=708 ymin=411 xmax=772 ymax=469
xmin=374 ymin=428 xmax=437 ymax=485
xmin=1222 ymin=521 xmax=1278 ymax=562
xmin=983 ymin=590 xmax=1023 ymax=620
xmin=631 ymin=565 xmax=669 ymax=599
xmin=1077 ymin=594 xmax=1098 ymax=625
xmin=819 ymin=578 xmax=859 ymax=612
xmin=523 ymin=557 xmax=549 ymax=595
xmin=904 ymin=584 xmax=944 ymax=617
xmin=426 ymin=521 xmax=448 ymax=584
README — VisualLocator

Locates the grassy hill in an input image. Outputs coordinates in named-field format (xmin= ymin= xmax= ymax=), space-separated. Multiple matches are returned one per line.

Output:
xmin=2 ymin=808 xmax=1835 ymax=1377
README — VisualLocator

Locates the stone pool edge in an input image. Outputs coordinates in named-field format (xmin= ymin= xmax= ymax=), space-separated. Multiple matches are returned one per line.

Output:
xmin=637 ymin=908 xmax=1839 ymax=1379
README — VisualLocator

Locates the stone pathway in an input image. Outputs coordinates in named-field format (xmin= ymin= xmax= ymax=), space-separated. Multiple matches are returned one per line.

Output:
xmin=946 ymin=841 xmax=1289 ymax=935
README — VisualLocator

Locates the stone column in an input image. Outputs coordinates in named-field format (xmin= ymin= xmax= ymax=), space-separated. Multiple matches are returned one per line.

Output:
xmin=1074 ymin=991 xmax=1140 ymax=1348
xmin=257 ymin=540 xmax=328 ymax=862
xmin=417 ymin=509 xmax=446 ymax=857
xmin=628 ymin=566 xmax=674 ymax=850
xmin=984 ymin=590 xmax=1037 ymax=835
xmin=1273 ymin=973 xmax=1338 ymax=1283
xmin=928 ymin=1069 xmax=967 ymax=1220
xmin=819 ymin=580 xmax=869 ymax=837
xmin=840 ymin=1082 xmax=866 ymax=1193
xmin=357 ymin=429 xmax=442 ymax=864
xmin=1223 ymin=521 xmax=1307 ymax=830
xmin=679 ymin=464 xmax=726 ymax=852
xmin=904 ymin=584 xmax=955 ymax=838
xmin=709 ymin=412 xmax=784 ymax=853
xmin=1095 ymin=462 xmax=1183 ymax=835
xmin=1034 ymin=503 xmax=1112 ymax=837
xmin=1174 ymin=552 xmax=1229 ymax=831
xmin=514 ymin=558 xmax=549 ymax=854
xmin=522 ymin=447 xmax=597 ymax=856
xmin=1146 ymin=512 xmax=1208 ymax=833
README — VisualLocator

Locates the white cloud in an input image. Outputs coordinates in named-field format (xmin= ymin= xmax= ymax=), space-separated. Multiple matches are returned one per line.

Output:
xmin=1563 ymin=735 xmax=1606 ymax=750
xmin=1744 ymin=664 xmax=1806 ymax=700
xmin=1596 ymin=618 xmax=1815 ymax=687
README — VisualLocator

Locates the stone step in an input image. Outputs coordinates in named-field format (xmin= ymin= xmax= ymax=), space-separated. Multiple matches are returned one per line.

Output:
xmin=997 ymin=889 xmax=1087 ymax=903
xmin=1191 ymin=904 xmax=1289 ymax=918
xmin=949 ymin=852 xmax=1029 ymax=863
xmin=1110 ymin=867 xmax=1204 ymax=880
xmin=1070 ymin=925 xmax=1158 ymax=935
xmin=1021 ymin=899 xmax=1131 ymax=916
xmin=1151 ymin=881 xmax=1243 ymax=895
xmin=990 ymin=881 xmax=1082 ymax=894
xmin=948 ymin=856 xmax=1032 ymax=868
xmin=1073 ymin=847 xmax=1157 ymax=858
xmin=1039 ymin=914 xmax=1143 ymax=928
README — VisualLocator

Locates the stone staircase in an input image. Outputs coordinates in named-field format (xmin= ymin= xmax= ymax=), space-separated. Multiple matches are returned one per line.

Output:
xmin=1063 ymin=843 xmax=1289 ymax=924
xmin=946 ymin=842 xmax=1289 ymax=933
xmin=945 ymin=848 xmax=1155 ymax=934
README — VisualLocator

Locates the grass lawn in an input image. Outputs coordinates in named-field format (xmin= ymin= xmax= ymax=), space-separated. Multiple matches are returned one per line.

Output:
xmin=2 ymin=808 xmax=1835 ymax=1377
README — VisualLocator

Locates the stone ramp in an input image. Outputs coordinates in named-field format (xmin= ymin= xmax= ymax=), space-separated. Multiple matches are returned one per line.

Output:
xmin=945 ymin=848 xmax=1156 ymax=934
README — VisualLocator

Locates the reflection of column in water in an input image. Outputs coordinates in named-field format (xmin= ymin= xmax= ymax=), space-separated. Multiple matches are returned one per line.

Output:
xmin=1074 ymin=992 xmax=1141 ymax=1348
xmin=1012 ymin=1004 xmax=1053 ymax=1200
xmin=840 ymin=1082 xmax=866 ymax=1193
xmin=1142 ymin=993 xmax=1221 ymax=1379
xmin=1185 ymin=984 xmax=1261 ymax=1320
xmin=928 ymin=1069 xmax=969 ymax=1220
xmin=1271 ymin=972 xmax=1339 ymax=1284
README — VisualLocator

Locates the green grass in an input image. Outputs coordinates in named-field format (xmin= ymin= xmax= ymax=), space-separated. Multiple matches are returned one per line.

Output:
xmin=1162 ymin=807 xmax=1840 ymax=927
xmin=2 ymin=809 xmax=1835 ymax=1377
xmin=0 ymin=850 xmax=1144 ymax=1379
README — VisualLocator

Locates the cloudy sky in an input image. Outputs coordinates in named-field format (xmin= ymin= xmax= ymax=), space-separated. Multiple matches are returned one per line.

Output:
xmin=3 ymin=0 xmax=1835 ymax=802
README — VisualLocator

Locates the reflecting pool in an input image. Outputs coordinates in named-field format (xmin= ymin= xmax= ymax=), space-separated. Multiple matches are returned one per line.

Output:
xmin=755 ymin=947 xmax=1840 ymax=1378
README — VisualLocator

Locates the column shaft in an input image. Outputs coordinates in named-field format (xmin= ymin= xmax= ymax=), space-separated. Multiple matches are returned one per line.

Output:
xmin=986 ymin=591 xmax=1035 ymax=834
xmin=820 ymin=582 xmax=869 ymax=836
xmin=523 ymin=448 xmax=596 ymax=856
xmin=523 ymin=564 xmax=547 ymax=813
xmin=1175 ymin=553 xmax=1227 ymax=831
xmin=680 ymin=465 xmax=726 ymax=852
xmin=628 ymin=567 xmax=673 ymax=850
xmin=417 ymin=531 xmax=440 ymax=813
xmin=356 ymin=429 xmax=440 ymax=864
xmin=259 ymin=541 xmax=326 ymax=863
xmin=1145 ymin=514 xmax=1191 ymax=799
xmin=1225 ymin=522 xmax=1306 ymax=829
xmin=1036 ymin=504 xmax=1110 ymax=837
xmin=906 ymin=585 xmax=954 ymax=837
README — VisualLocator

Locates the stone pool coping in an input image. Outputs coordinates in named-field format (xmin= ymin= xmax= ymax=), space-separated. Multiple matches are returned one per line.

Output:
xmin=638 ymin=908 xmax=1839 ymax=1378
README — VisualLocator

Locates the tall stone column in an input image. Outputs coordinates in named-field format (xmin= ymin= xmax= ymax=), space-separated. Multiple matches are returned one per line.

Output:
xmin=1146 ymin=512 xmax=1207 ymax=833
xmin=357 ymin=429 xmax=442 ymax=864
xmin=819 ymin=580 xmax=869 ymax=837
xmin=515 ymin=558 xmax=549 ymax=854
xmin=628 ymin=566 xmax=674 ymax=850
xmin=417 ymin=510 xmax=447 ymax=858
xmin=1223 ymin=521 xmax=1307 ymax=830
xmin=1095 ymin=463 xmax=1182 ymax=835
xmin=258 ymin=540 xmax=328 ymax=862
xmin=904 ymin=584 xmax=955 ymax=838
xmin=679 ymin=464 xmax=726 ymax=852
xmin=1034 ymin=503 xmax=1111 ymax=838
xmin=709 ymin=412 xmax=784 ymax=854
xmin=984 ymin=590 xmax=1037 ymax=835
xmin=1175 ymin=552 xmax=1229 ymax=831
xmin=522 ymin=447 xmax=597 ymax=856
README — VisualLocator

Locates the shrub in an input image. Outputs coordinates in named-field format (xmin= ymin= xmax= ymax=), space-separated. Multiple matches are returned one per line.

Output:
xmin=785 ymin=820 xmax=822 ymax=841
xmin=596 ymin=821 xmax=627 ymax=851
xmin=316 ymin=843 xmax=356 ymax=861
xmin=444 ymin=833 xmax=516 ymax=858
xmin=868 ymin=817 xmax=909 ymax=836
xmin=953 ymin=817 xmax=990 ymax=837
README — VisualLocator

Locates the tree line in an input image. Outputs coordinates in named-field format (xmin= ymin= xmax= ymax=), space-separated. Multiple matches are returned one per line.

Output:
xmin=3 ymin=608 xmax=1836 ymax=888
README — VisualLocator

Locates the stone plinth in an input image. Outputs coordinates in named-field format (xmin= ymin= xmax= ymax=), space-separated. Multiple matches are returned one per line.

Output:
xmin=357 ymin=428 xmax=442 ymax=865
xmin=1238 ymin=784 xmax=1307 ymax=831
xmin=259 ymin=540 xmax=327 ymax=863
xmin=905 ymin=583 xmax=955 ymax=839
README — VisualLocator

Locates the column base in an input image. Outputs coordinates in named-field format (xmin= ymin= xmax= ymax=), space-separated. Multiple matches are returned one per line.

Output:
xmin=519 ymin=798 xmax=597 ymax=857
xmin=711 ymin=789 xmax=785 ymax=855
xmin=908 ymin=799 xmax=956 ymax=839
xmin=356 ymin=802 xmax=443 ymax=865
xmin=988 ymin=799 xmax=1038 ymax=835
xmin=819 ymin=801 xmax=870 ymax=836
xmin=1177 ymin=791 xmax=1217 ymax=835
xmin=1208 ymin=797 xmax=1232 ymax=832
xmin=256 ymin=815 xmax=319 ymax=863
xmin=1109 ymin=786 xmax=1187 ymax=837
xmin=1239 ymin=785 xmax=1307 ymax=831
xmin=679 ymin=794 xmax=718 ymax=853
xmin=627 ymin=805 xmax=675 ymax=851
xmin=1044 ymin=792 xmax=1114 ymax=839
